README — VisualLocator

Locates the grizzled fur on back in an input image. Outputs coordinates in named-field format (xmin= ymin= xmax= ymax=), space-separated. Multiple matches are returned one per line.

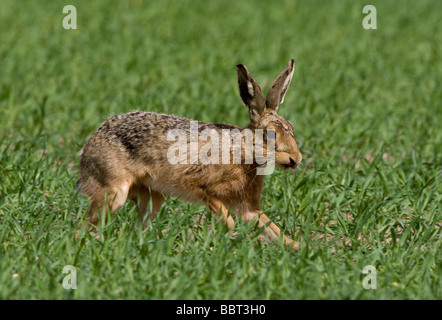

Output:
xmin=80 ymin=111 xmax=260 ymax=205
xmin=90 ymin=111 xmax=241 ymax=160
xmin=78 ymin=60 xmax=302 ymax=249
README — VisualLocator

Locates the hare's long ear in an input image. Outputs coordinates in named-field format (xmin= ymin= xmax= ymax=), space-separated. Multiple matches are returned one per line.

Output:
xmin=237 ymin=64 xmax=265 ymax=126
xmin=265 ymin=59 xmax=295 ymax=112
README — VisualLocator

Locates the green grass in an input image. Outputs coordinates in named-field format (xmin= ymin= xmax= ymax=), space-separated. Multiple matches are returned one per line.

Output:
xmin=0 ymin=0 xmax=441 ymax=299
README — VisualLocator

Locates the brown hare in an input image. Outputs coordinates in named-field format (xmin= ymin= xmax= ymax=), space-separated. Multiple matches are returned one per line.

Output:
xmin=77 ymin=59 xmax=302 ymax=249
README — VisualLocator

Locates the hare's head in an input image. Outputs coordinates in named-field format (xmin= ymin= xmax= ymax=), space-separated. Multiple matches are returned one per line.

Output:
xmin=237 ymin=59 xmax=302 ymax=170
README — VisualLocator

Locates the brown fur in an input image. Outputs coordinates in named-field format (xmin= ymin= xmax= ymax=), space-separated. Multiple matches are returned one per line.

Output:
xmin=78 ymin=60 xmax=302 ymax=249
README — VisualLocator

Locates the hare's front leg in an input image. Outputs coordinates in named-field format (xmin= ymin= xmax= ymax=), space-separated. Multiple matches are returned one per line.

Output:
xmin=129 ymin=186 xmax=165 ymax=228
xmin=84 ymin=181 xmax=131 ymax=226
xmin=241 ymin=208 xmax=299 ymax=250
xmin=208 ymin=198 xmax=235 ymax=231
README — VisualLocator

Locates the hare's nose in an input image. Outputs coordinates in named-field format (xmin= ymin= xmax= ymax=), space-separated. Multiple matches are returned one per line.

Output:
xmin=283 ymin=158 xmax=296 ymax=168
xmin=288 ymin=158 xmax=296 ymax=167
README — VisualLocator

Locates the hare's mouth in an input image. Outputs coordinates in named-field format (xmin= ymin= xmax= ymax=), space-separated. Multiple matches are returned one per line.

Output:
xmin=282 ymin=158 xmax=297 ymax=169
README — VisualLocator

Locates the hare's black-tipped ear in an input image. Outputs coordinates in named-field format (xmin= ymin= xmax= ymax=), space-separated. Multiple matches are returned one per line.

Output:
xmin=237 ymin=64 xmax=265 ymax=126
xmin=265 ymin=59 xmax=295 ymax=112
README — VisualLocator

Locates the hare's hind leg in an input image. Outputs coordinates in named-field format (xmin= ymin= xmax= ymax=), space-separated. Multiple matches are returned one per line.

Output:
xmin=241 ymin=208 xmax=299 ymax=250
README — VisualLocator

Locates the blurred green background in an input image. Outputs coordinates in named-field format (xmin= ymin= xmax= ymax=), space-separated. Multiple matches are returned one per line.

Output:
xmin=0 ymin=0 xmax=440 ymax=299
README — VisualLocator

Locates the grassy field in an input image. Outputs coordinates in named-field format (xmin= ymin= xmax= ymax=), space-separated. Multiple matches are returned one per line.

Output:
xmin=0 ymin=0 xmax=440 ymax=300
